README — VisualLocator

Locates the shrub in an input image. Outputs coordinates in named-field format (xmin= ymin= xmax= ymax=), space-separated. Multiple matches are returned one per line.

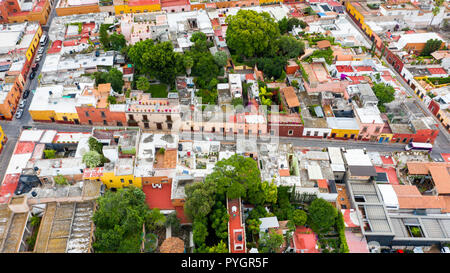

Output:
xmin=44 ymin=149 xmax=56 ymax=159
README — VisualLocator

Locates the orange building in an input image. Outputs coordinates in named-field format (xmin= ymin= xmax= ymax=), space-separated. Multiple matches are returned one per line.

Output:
xmin=3 ymin=0 xmax=52 ymax=25
xmin=55 ymin=0 xmax=100 ymax=16
xmin=0 ymin=75 xmax=25 ymax=120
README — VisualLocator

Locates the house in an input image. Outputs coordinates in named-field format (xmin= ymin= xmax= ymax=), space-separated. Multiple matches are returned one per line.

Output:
xmin=354 ymin=106 xmax=384 ymax=141
xmin=0 ymin=0 xmax=52 ymax=25
xmin=259 ymin=216 xmax=279 ymax=237
xmin=55 ymin=0 xmax=100 ymax=16
xmin=268 ymin=113 xmax=304 ymax=137
xmin=280 ymin=86 xmax=300 ymax=113
xmin=317 ymin=40 xmax=331 ymax=50
xmin=229 ymin=74 xmax=242 ymax=99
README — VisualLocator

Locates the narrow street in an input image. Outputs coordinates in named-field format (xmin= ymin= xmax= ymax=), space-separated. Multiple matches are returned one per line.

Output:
xmin=343 ymin=12 xmax=450 ymax=149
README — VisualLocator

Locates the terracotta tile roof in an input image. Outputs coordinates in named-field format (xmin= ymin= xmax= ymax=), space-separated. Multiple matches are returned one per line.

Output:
xmin=336 ymin=65 xmax=354 ymax=73
xmin=317 ymin=179 xmax=328 ymax=189
xmin=97 ymin=83 xmax=111 ymax=94
xmin=317 ymin=40 xmax=331 ymax=49
xmin=427 ymin=67 xmax=447 ymax=75
xmin=428 ymin=165 xmax=450 ymax=194
xmin=392 ymin=185 xmax=422 ymax=197
xmin=397 ymin=196 xmax=445 ymax=210
xmin=354 ymin=66 xmax=373 ymax=72
xmin=160 ymin=237 xmax=184 ymax=253
xmin=281 ymin=86 xmax=300 ymax=108
xmin=294 ymin=227 xmax=318 ymax=253
xmin=279 ymin=169 xmax=290 ymax=177
xmin=406 ymin=162 xmax=450 ymax=175
xmin=442 ymin=196 xmax=450 ymax=213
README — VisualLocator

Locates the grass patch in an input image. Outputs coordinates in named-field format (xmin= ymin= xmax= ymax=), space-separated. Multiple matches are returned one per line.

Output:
xmin=146 ymin=84 xmax=168 ymax=98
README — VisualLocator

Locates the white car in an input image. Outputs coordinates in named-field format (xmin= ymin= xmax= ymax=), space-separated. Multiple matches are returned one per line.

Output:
xmin=35 ymin=53 xmax=42 ymax=62
xmin=38 ymin=47 xmax=45 ymax=54
xmin=19 ymin=99 xmax=27 ymax=108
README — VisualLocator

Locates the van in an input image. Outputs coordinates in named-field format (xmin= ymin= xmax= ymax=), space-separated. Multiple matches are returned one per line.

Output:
xmin=40 ymin=34 xmax=48 ymax=47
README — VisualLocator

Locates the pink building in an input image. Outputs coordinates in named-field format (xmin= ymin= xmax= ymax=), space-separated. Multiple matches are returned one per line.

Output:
xmin=161 ymin=0 xmax=190 ymax=13
xmin=354 ymin=106 xmax=384 ymax=141
xmin=120 ymin=13 xmax=168 ymax=45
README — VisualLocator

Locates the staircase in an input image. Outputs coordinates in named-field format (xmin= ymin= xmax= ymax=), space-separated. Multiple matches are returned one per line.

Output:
xmin=66 ymin=202 xmax=93 ymax=253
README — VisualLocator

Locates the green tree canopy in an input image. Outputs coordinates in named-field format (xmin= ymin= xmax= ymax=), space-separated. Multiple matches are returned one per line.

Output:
xmin=258 ymin=230 xmax=284 ymax=253
xmin=226 ymin=10 xmax=280 ymax=58
xmin=136 ymin=76 xmax=150 ymax=91
xmin=146 ymin=208 xmax=166 ymax=231
xmin=106 ymin=68 xmax=124 ymax=93
xmin=421 ymin=39 xmax=443 ymax=56
xmin=213 ymin=51 xmax=228 ymax=67
xmin=372 ymin=83 xmax=395 ymax=112
xmin=193 ymin=217 xmax=209 ymax=246
xmin=88 ymin=137 xmax=103 ymax=154
xmin=82 ymin=151 xmax=103 ymax=168
xmin=278 ymin=36 xmax=305 ymax=59
xmin=184 ymin=181 xmax=216 ymax=221
xmin=93 ymin=187 xmax=150 ymax=252
xmin=308 ymin=198 xmax=337 ymax=233
xmin=128 ymin=40 xmax=183 ymax=85
xmin=292 ymin=209 xmax=307 ymax=226
xmin=109 ymin=33 xmax=127 ymax=51
xmin=209 ymin=201 xmax=229 ymax=240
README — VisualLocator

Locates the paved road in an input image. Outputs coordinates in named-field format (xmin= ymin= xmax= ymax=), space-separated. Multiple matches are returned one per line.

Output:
xmin=344 ymin=13 xmax=450 ymax=150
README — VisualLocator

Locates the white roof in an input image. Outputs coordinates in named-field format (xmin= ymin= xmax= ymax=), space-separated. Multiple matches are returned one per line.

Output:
xmin=54 ymin=132 xmax=90 ymax=143
xmin=343 ymin=149 xmax=373 ymax=166
xmin=305 ymin=151 xmax=330 ymax=161
xmin=259 ymin=216 xmax=279 ymax=230
xmin=40 ymin=130 xmax=58 ymax=143
xmin=19 ymin=130 xmax=45 ymax=142
xmin=326 ymin=117 xmax=360 ymax=130
xmin=328 ymin=147 xmax=344 ymax=165
xmin=396 ymin=33 xmax=445 ymax=50
xmin=307 ymin=164 xmax=324 ymax=180
xmin=355 ymin=107 xmax=384 ymax=124
xmin=377 ymin=184 xmax=399 ymax=209
xmin=6 ymin=153 xmax=32 ymax=175
xmin=75 ymin=135 xmax=91 ymax=158
xmin=244 ymin=115 xmax=265 ymax=124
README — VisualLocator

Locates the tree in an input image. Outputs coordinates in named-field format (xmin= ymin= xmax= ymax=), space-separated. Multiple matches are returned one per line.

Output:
xmin=278 ymin=36 xmax=305 ymax=58
xmin=273 ymin=186 xmax=294 ymax=221
xmin=258 ymin=230 xmax=284 ymax=253
xmin=308 ymin=198 xmax=337 ymax=233
xmin=259 ymin=86 xmax=273 ymax=107
xmin=107 ymin=96 xmax=117 ymax=105
xmin=226 ymin=10 xmax=280 ymax=58
xmin=292 ymin=209 xmax=307 ymax=226
xmin=205 ymin=240 xmax=228 ymax=253
xmin=209 ymin=201 xmax=229 ymax=240
xmin=261 ymin=181 xmax=278 ymax=204
xmin=206 ymin=154 xmax=262 ymax=202
xmin=213 ymin=51 xmax=228 ymax=67
xmin=287 ymin=18 xmax=306 ymax=30
xmin=246 ymin=218 xmax=262 ymax=240
xmin=93 ymin=187 xmax=149 ymax=252
xmin=82 ymin=151 xmax=103 ymax=168
xmin=109 ymin=33 xmax=126 ymax=51
xmin=231 ymin=97 xmax=243 ymax=107
xmin=146 ymin=208 xmax=166 ymax=230
xmin=372 ymin=83 xmax=395 ymax=112
xmin=184 ymin=181 xmax=216 ymax=221
xmin=421 ymin=39 xmax=443 ymax=56
xmin=429 ymin=0 xmax=444 ymax=26
xmin=165 ymin=211 xmax=181 ymax=234
xmin=88 ymin=137 xmax=103 ymax=154
xmin=193 ymin=217 xmax=208 ymax=246
xmin=305 ymin=48 xmax=334 ymax=65
xmin=136 ymin=76 xmax=150 ymax=91
xmin=128 ymin=40 xmax=182 ymax=85
xmin=99 ymin=24 xmax=112 ymax=49
xmin=54 ymin=174 xmax=68 ymax=185
xmin=256 ymin=56 xmax=288 ymax=79
xmin=183 ymin=55 xmax=194 ymax=76
xmin=278 ymin=17 xmax=289 ymax=34
xmin=106 ymin=68 xmax=124 ymax=93
xmin=44 ymin=149 xmax=56 ymax=159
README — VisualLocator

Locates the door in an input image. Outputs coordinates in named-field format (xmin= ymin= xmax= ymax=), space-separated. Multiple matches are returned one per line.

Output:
xmin=379 ymin=137 xmax=384 ymax=143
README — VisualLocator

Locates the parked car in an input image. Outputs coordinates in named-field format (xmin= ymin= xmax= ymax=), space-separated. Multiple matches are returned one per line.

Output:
xmin=22 ymin=89 xmax=30 ymax=99
xmin=95 ymin=50 xmax=100 ymax=57
xmin=15 ymin=109 xmax=23 ymax=119
xmin=38 ymin=47 xmax=45 ymax=54
xmin=35 ymin=54 xmax=42 ymax=62
xmin=32 ymin=63 xmax=39 ymax=71
xmin=29 ymin=71 xmax=36 ymax=79
xmin=442 ymin=247 xmax=450 ymax=253
xmin=19 ymin=99 xmax=27 ymax=108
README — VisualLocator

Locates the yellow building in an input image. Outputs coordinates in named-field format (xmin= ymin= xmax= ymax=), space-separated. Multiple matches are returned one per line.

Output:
xmin=25 ymin=25 xmax=43 ymax=62
xmin=83 ymin=158 xmax=142 ymax=189
xmin=328 ymin=117 xmax=360 ymax=139
xmin=345 ymin=1 xmax=373 ymax=37
xmin=0 ymin=125 xmax=6 ymax=153
xmin=378 ymin=133 xmax=393 ymax=143
xmin=114 ymin=0 xmax=161 ymax=15
xmin=259 ymin=0 xmax=283 ymax=4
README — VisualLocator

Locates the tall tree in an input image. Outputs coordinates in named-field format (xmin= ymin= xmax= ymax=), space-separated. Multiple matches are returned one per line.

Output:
xmin=278 ymin=36 xmax=305 ymax=59
xmin=308 ymin=198 xmax=337 ymax=233
xmin=372 ymin=83 xmax=395 ymax=112
xmin=184 ymin=181 xmax=216 ymax=221
xmin=136 ymin=76 xmax=150 ymax=91
xmin=109 ymin=33 xmax=126 ymax=51
xmin=93 ymin=187 xmax=150 ymax=253
xmin=106 ymin=68 xmax=124 ymax=93
xmin=213 ymin=51 xmax=228 ymax=67
xmin=421 ymin=39 xmax=443 ymax=56
xmin=258 ymin=230 xmax=284 ymax=253
xmin=226 ymin=10 xmax=280 ymax=58
xmin=146 ymin=208 xmax=166 ymax=231
xmin=209 ymin=201 xmax=229 ymax=240
xmin=291 ymin=209 xmax=307 ymax=226
xmin=183 ymin=55 xmax=194 ymax=76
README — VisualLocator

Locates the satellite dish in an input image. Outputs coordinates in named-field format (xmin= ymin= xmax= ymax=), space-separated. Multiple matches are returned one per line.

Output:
xmin=368 ymin=241 xmax=381 ymax=253
xmin=31 ymin=191 xmax=37 ymax=197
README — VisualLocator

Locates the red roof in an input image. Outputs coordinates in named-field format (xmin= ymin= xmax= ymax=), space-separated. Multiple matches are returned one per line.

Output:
xmin=380 ymin=155 xmax=394 ymax=165
xmin=81 ymin=22 xmax=96 ymax=35
xmin=354 ymin=66 xmax=373 ymax=72
xmin=48 ymin=40 xmax=63 ymax=54
xmin=82 ymin=167 xmax=104 ymax=179
xmin=427 ymin=67 xmax=447 ymax=75
xmin=405 ymin=30 xmax=416 ymax=34
xmin=63 ymin=38 xmax=89 ymax=47
xmin=245 ymin=74 xmax=255 ymax=81
xmin=160 ymin=0 xmax=189 ymax=7
xmin=14 ymin=142 xmax=35 ymax=154
xmin=175 ymin=206 xmax=191 ymax=224
xmin=294 ymin=227 xmax=318 ymax=253
xmin=342 ymin=209 xmax=359 ymax=228
xmin=317 ymin=179 xmax=328 ymax=189
xmin=143 ymin=182 xmax=175 ymax=210
xmin=336 ymin=65 xmax=354 ymax=73
xmin=347 ymin=76 xmax=365 ymax=84
xmin=441 ymin=153 xmax=450 ymax=163
xmin=228 ymin=198 xmax=246 ymax=253
xmin=128 ymin=0 xmax=161 ymax=6
xmin=0 ymin=174 xmax=20 ymax=204
xmin=375 ymin=166 xmax=399 ymax=185
xmin=279 ymin=169 xmax=290 ymax=177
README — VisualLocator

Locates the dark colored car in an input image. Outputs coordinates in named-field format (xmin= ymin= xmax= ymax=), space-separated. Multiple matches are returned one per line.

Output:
xmin=29 ymin=71 xmax=36 ymax=80
xmin=95 ymin=50 xmax=100 ymax=57
xmin=15 ymin=108 xmax=23 ymax=119
xmin=23 ymin=89 xmax=30 ymax=99
xmin=32 ymin=63 xmax=39 ymax=71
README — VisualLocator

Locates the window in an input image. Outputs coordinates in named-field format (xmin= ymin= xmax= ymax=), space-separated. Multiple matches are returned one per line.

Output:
xmin=168 ymin=123 xmax=172 ymax=130
xmin=157 ymin=123 xmax=162 ymax=130
xmin=248 ymin=129 xmax=252 ymax=134
xmin=314 ymin=131 xmax=319 ymax=137
xmin=143 ymin=115 xmax=148 ymax=121
xmin=103 ymin=120 xmax=107 ymax=125
xmin=63 ymin=116 xmax=68 ymax=121
xmin=129 ymin=114 xmax=134 ymax=120
xmin=117 ymin=121 xmax=123 ymax=126
xmin=288 ymin=130 xmax=293 ymax=136
xmin=129 ymin=180 xmax=133 ymax=184
xmin=144 ymin=122 xmax=149 ymax=129
xmin=402 ymin=138 xmax=408 ymax=143
xmin=374 ymin=127 xmax=380 ymax=133
xmin=120 ymin=179 xmax=124 ymax=183
xmin=220 ymin=128 xmax=224 ymax=133
xmin=362 ymin=127 xmax=367 ymax=133
xmin=350 ymin=134 xmax=355 ymax=139
xmin=258 ymin=130 xmax=262 ymax=134
xmin=88 ymin=120 xmax=92 ymax=125
xmin=344 ymin=134 xmax=348 ymax=138
xmin=101 ymin=111 xmax=106 ymax=118
xmin=306 ymin=131 xmax=311 ymax=136
xmin=270 ymin=130 xmax=275 ymax=136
